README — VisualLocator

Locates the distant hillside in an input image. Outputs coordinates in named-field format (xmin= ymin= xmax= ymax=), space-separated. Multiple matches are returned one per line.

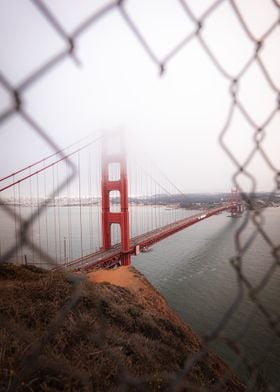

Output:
xmin=127 ymin=192 xmax=280 ymax=209
xmin=0 ymin=264 xmax=246 ymax=391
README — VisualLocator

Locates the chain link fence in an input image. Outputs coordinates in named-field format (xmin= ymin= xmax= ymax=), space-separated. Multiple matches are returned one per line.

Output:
xmin=0 ymin=0 xmax=279 ymax=390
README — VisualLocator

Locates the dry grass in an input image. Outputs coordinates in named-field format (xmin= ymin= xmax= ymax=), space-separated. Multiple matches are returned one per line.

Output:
xmin=0 ymin=263 xmax=245 ymax=391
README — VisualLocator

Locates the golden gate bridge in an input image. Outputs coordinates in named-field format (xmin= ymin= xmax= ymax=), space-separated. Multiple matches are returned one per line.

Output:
xmin=0 ymin=132 xmax=242 ymax=271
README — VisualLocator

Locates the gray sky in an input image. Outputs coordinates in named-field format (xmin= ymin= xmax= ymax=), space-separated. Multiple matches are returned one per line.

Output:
xmin=0 ymin=0 xmax=279 ymax=193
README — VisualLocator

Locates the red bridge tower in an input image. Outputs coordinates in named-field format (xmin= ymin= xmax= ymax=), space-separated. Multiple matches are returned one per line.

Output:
xmin=101 ymin=133 xmax=131 ymax=265
xmin=229 ymin=188 xmax=242 ymax=217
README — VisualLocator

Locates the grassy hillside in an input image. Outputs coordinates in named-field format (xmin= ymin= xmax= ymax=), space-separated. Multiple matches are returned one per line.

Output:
xmin=0 ymin=263 xmax=245 ymax=391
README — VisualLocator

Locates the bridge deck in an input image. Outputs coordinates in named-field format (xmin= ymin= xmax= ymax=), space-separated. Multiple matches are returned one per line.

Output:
xmin=58 ymin=204 xmax=231 ymax=271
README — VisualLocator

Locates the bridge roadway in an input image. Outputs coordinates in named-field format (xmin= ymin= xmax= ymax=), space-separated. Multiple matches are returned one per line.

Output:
xmin=59 ymin=204 xmax=232 ymax=272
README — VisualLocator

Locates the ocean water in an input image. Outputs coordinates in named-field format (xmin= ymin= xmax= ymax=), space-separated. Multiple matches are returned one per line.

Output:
xmin=133 ymin=207 xmax=280 ymax=388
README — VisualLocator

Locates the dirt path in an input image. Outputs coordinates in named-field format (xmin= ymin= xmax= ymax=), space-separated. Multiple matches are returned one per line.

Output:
xmin=87 ymin=266 xmax=147 ymax=291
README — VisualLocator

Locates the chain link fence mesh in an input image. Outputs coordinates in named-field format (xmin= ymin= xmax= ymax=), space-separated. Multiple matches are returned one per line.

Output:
xmin=0 ymin=0 xmax=280 ymax=390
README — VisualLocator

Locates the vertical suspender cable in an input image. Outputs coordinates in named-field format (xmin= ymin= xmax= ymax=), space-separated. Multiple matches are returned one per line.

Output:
xmin=29 ymin=168 xmax=34 ymax=263
xmin=96 ymin=147 xmax=101 ymax=250
xmin=151 ymin=168 xmax=154 ymax=230
xmin=52 ymin=165 xmax=58 ymax=262
xmin=153 ymin=168 xmax=156 ymax=230
xmin=136 ymin=162 xmax=139 ymax=236
xmin=17 ymin=182 xmax=23 ymax=264
xmin=36 ymin=174 xmax=42 ymax=265
xmin=78 ymin=151 xmax=83 ymax=258
xmin=66 ymin=158 xmax=73 ymax=261
xmin=153 ymin=167 xmax=156 ymax=230
xmin=88 ymin=148 xmax=94 ymax=254
xmin=56 ymin=164 xmax=62 ymax=263
xmin=13 ymin=175 xmax=19 ymax=264
xmin=141 ymin=164 xmax=144 ymax=234
xmin=43 ymin=165 xmax=49 ymax=259
xmin=136 ymin=163 xmax=139 ymax=236
xmin=158 ymin=169 xmax=161 ymax=228
xmin=148 ymin=167 xmax=150 ymax=230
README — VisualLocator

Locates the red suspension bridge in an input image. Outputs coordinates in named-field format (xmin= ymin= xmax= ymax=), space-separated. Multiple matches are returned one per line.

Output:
xmin=0 ymin=133 xmax=242 ymax=271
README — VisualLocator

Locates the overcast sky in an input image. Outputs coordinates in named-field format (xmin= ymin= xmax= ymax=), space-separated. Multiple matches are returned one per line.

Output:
xmin=0 ymin=0 xmax=279 ymax=193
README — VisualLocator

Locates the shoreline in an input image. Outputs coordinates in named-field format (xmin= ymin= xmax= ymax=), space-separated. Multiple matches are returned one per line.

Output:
xmin=88 ymin=265 xmax=246 ymax=390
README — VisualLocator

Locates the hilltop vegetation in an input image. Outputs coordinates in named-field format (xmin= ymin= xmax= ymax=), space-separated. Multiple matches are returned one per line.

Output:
xmin=0 ymin=263 xmax=245 ymax=391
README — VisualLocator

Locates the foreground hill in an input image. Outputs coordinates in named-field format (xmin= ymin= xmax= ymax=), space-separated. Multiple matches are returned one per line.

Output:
xmin=0 ymin=263 xmax=245 ymax=391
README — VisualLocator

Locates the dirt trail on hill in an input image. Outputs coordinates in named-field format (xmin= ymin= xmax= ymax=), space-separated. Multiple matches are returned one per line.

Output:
xmin=88 ymin=266 xmax=146 ymax=290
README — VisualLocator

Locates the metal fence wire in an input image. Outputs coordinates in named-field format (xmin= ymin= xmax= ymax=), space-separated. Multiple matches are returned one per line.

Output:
xmin=0 ymin=0 xmax=280 ymax=391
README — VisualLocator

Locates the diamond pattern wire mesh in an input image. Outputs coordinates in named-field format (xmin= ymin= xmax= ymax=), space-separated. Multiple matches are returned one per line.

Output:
xmin=0 ymin=0 xmax=279 ymax=390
